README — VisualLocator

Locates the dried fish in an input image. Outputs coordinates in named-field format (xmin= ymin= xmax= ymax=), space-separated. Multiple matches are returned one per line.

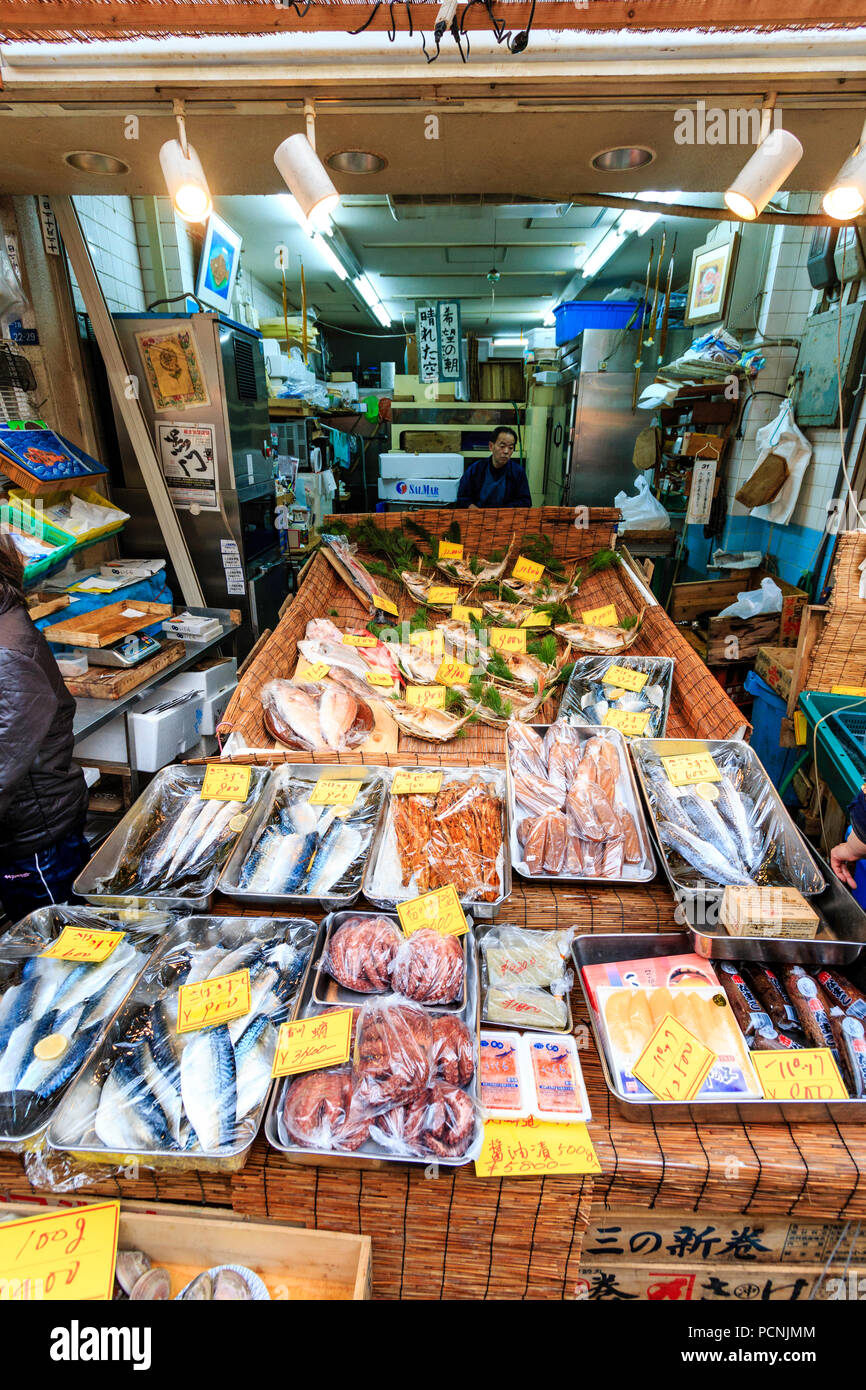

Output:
xmin=554 ymin=612 xmax=644 ymax=654
xmin=384 ymin=700 xmax=471 ymax=742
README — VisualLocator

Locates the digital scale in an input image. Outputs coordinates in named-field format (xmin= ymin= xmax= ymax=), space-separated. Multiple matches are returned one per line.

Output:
xmin=86 ymin=633 xmax=164 ymax=668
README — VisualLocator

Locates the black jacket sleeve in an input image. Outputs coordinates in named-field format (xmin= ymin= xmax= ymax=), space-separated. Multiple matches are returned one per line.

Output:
xmin=509 ymin=463 xmax=532 ymax=508
xmin=0 ymin=650 xmax=59 ymax=821
xmin=456 ymin=459 xmax=480 ymax=508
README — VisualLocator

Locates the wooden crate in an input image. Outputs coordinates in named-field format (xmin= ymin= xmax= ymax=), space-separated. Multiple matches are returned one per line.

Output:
xmin=670 ymin=570 xmax=808 ymax=651
xmin=399 ymin=430 xmax=455 ymax=453
xmin=479 ymin=361 xmax=526 ymax=403
xmin=755 ymin=644 xmax=796 ymax=702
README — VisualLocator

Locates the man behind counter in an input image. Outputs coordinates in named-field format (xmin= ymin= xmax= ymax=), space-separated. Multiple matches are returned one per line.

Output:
xmin=455 ymin=426 xmax=532 ymax=509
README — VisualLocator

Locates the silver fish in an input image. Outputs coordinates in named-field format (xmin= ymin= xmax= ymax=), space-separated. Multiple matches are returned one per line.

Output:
xmin=676 ymin=792 xmax=745 ymax=870
xmin=659 ymin=822 xmax=756 ymax=887
xmin=305 ymin=823 xmax=363 ymax=896
xmin=234 ymin=1015 xmax=275 ymax=1123
xmin=717 ymin=779 xmax=764 ymax=870
xmin=94 ymin=1050 xmax=173 ymax=1151
xmin=180 ymin=1024 xmax=237 ymax=1152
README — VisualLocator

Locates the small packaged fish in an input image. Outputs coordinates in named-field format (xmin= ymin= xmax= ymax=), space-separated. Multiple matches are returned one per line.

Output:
xmin=479 ymin=925 xmax=574 ymax=1032
xmin=75 ymin=764 xmax=270 ymax=911
xmin=479 ymin=1031 xmax=531 ymax=1120
xmin=218 ymin=765 xmax=386 ymax=910
xmin=523 ymin=1033 xmax=591 ymax=1123
xmin=0 ymin=906 xmax=169 ymax=1152
xmin=48 ymin=916 xmax=318 ymax=1173
xmin=558 ymin=654 xmax=675 ymax=738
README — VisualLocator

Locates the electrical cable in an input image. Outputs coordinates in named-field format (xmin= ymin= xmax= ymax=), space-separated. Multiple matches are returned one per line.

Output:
xmin=313 ymin=318 xmax=409 ymax=339
xmin=349 ymin=2 xmax=383 ymax=35
xmin=734 ymin=388 xmax=790 ymax=440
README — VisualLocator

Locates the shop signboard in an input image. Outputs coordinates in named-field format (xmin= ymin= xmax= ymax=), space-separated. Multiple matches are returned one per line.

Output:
xmin=157 ymin=420 xmax=219 ymax=511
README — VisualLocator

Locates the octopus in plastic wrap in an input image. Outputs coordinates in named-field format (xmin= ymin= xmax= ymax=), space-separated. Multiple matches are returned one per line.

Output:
xmin=280 ymin=1069 xmax=371 ymax=1152
xmin=390 ymin=928 xmax=465 ymax=1004
xmin=326 ymin=915 xmax=402 ymax=993
xmin=354 ymin=999 xmax=433 ymax=1108
xmin=431 ymin=1015 xmax=474 ymax=1086
xmin=373 ymin=1083 xmax=477 ymax=1159
xmin=390 ymin=775 xmax=503 ymax=903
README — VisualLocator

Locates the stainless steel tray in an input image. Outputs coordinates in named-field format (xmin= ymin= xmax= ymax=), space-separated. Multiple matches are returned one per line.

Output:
xmin=477 ymin=923 xmax=574 ymax=1033
xmin=508 ymin=724 xmax=656 ymax=885
xmin=217 ymin=764 xmax=387 ymax=913
xmin=314 ymin=909 xmax=467 ymax=1013
xmin=573 ymin=931 xmax=866 ymax=1124
xmin=559 ymin=655 xmax=675 ymax=739
xmin=361 ymin=766 xmax=511 ymax=922
xmin=74 ymin=764 xmax=270 ymax=912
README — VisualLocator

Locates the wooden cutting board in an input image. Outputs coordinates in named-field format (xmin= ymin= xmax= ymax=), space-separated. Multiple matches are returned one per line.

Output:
xmin=64 ymin=640 xmax=185 ymax=699
xmin=43 ymin=600 xmax=173 ymax=648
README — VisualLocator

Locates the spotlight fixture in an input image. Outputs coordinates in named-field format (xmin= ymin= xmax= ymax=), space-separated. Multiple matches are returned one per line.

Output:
xmin=824 ymin=117 xmax=866 ymax=221
xmin=591 ymin=146 xmax=655 ymax=173
xmin=274 ymin=99 xmax=340 ymax=231
xmin=159 ymin=100 xmax=212 ymax=224
xmin=725 ymin=128 xmax=803 ymax=220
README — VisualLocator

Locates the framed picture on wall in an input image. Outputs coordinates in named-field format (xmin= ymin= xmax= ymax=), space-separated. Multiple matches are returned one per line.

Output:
xmin=195 ymin=213 xmax=242 ymax=315
xmin=684 ymin=231 xmax=740 ymax=327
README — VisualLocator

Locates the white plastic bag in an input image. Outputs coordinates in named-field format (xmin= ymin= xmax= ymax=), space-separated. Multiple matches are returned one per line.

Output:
xmin=742 ymin=399 xmax=812 ymax=525
xmin=0 ymin=241 xmax=27 ymax=323
xmin=614 ymin=474 xmax=670 ymax=532
xmin=717 ymin=575 xmax=783 ymax=621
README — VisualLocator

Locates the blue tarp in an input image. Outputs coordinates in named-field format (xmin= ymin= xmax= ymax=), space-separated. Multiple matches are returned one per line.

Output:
xmin=35 ymin=573 xmax=174 ymax=646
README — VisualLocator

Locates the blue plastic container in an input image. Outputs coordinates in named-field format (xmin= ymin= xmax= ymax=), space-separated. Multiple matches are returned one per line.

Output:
xmin=553 ymin=299 xmax=642 ymax=346
xmin=743 ymin=668 xmax=800 ymax=806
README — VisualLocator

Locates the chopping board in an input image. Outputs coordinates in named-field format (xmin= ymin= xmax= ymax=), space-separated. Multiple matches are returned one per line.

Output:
xmin=43 ymin=600 xmax=173 ymax=649
xmin=64 ymin=640 xmax=185 ymax=699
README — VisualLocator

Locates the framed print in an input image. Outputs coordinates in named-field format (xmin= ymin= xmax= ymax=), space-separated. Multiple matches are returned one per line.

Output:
xmin=135 ymin=325 xmax=210 ymax=411
xmin=195 ymin=212 xmax=242 ymax=315
xmin=685 ymin=231 xmax=739 ymax=327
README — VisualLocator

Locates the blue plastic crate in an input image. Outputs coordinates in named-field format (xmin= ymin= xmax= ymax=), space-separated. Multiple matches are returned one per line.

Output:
xmin=553 ymin=300 xmax=643 ymax=346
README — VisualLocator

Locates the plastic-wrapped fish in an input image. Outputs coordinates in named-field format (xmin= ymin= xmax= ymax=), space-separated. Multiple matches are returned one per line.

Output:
xmin=261 ymin=679 xmax=374 ymax=752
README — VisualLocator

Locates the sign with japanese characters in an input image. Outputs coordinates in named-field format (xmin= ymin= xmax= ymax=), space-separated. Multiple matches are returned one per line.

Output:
xmin=177 ymin=968 xmax=252 ymax=1034
xmin=0 ymin=1201 xmax=120 ymax=1302
xmin=661 ymin=752 xmax=722 ymax=787
xmin=752 ymin=1048 xmax=848 ymax=1101
xmin=476 ymin=1118 xmax=601 ymax=1178
xmin=200 ymin=763 xmax=253 ymax=802
xmin=632 ymin=1014 xmax=716 ymax=1102
xmin=437 ymin=300 xmax=462 ymax=382
xmin=416 ymin=301 xmax=440 ymax=383
xmin=40 ymin=928 xmax=125 ymax=964
xmin=272 ymin=1009 xmax=354 ymax=1077
xmin=157 ymin=421 xmax=219 ymax=510
xmin=397 ymin=883 xmax=468 ymax=937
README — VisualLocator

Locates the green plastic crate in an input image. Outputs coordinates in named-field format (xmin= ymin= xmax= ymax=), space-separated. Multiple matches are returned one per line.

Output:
xmin=0 ymin=499 xmax=77 ymax=587
xmin=799 ymin=689 xmax=866 ymax=811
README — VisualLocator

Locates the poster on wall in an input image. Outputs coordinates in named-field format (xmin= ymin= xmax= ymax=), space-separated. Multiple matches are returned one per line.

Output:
xmin=686 ymin=454 xmax=718 ymax=524
xmin=685 ymin=231 xmax=739 ymax=327
xmin=195 ymin=212 xmax=242 ymax=315
xmin=437 ymin=300 xmax=462 ymax=381
xmin=157 ymin=421 xmax=219 ymax=510
xmin=136 ymin=326 xmax=210 ymax=412
xmin=416 ymin=301 xmax=440 ymax=382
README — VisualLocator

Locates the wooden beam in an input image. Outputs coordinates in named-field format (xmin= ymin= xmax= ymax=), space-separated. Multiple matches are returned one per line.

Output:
xmin=1 ymin=0 xmax=865 ymax=37
xmin=786 ymin=603 xmax=829 ymax=718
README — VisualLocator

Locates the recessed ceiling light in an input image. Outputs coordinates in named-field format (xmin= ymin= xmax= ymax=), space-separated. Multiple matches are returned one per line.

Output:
xmin=63 ymin=151 xmax=129 ymax=175
xmin=591 ymin=146 xmax=655 ymax=173
xmin=326 ymin=150 xmax=387 ymax=175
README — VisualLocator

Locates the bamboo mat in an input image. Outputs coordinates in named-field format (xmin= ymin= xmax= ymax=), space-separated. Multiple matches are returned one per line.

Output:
xmin=803 ymin=531 xmax=866 ymax=691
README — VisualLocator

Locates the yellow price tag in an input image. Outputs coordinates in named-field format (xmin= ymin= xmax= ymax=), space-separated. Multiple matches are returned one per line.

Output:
xmin=438 ymin=540 xmax=464 ymax=561
xmin=632 ymin=1013 xmax=716 ymax=1102
xmin=342 ymin=632 xmax=377 ymax=648
xmin=520 ymin=611 xmax=551 ymax=628
xmin=476 ymin=1119 xmax=601 ymax=1179
xmin=452 ymin=605 xmax=483 ymax=623
xmin=411 ymin=628 xmax=445 ymax=659
xmin=603 ymin=708 xmax=651 ymax=737
xmin=794 ymin=710 xmax=807 ymax=745
xmin=406 ymin=684 xmax=446 ymax=709
xmin=40 ymin=928 xmax=125 ymax=964
xmin=582 ymin=603 xmax=619 ymax=627
xmin=752 ymin=1048 xmax=848 ymax=1101
xmin=491 ymin=627 xmax=527 ymax=654
xmin=271 ymin=1008 xmax=354 ymax=1078
xmin=661 ymin=752 xmax=722 ymax=787
xmin=366 ymin=670 xmax=397 ymax=689
xmin=831 ymin=685 xmax=866 ymax=696
xmin=309 ymin=777 xmax=362 ymax=806
xmin=511 ymin=555 xmax=545 ymax=584
xmin=603 ymin=663 xmax=648 ymax=693
xmin=397 ymin=882 xmax=468 ymax=937
xmin=435 ymin=656 xmax=472 ymax=686
xmin=392 ymin=770 xmax=443 ymax=795
xmin=295 ymin=657 xmax=330 ymax=682
xmin=0 ymin=1201 xmax=120 ymax=1301
xmin=427 ymin=585 xmax=460 ymax=605
xmin=177 ymin=968 xmax=252 ymax=1035
xmin=372 ymin=594 xmax=399 ymax=616
xmin=200 ymin=763 xmax=253 ymax=802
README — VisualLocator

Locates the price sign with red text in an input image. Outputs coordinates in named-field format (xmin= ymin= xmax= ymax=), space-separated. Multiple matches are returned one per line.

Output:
xmin=406 ymin=684 xmax=446 ymax=709
xmin=476 ymin=1118 xmax=601 ymax=1179
xmin=511 ymin=555 xmax=545 ymax=585
xmin=452 ymin=605 xmax=483 ymax=623
xmin=40 ymin=928 xmax=125 ymax=964
xmin=295 ymin=657 xmax=330 ymax=682
xmin=411 ymin=629 xmax=445 ymax=659
xmin=603 ymin=708 xmax=651 ymax=737
xmin=342 ymin=632 xmax=377 ymax=648
xmin=661 ymin=752 xmax=722 ymax=787
xmin=0 ymin=1201 xmax=120 ymax=1301
xmin=752 ymin=1049 xmax=848 ymax=1101
xmin=520 ymin=611 xmax=551 ymax=628
xmin=581 ymin=604 xmax=619 ymax=628
xmin=438 ymin=541 xmax=464 ymax=561
xmin=603 ymin=664 xmax=648 ymax=693
xmin=491 ymin=627 xmax=527 ymax=654
xmin=632 ymin=1013 xmax=716 ymax=1102
xmin=309 ymin=777 xmax=363 ymax=807
xmin=391 ymin=770 xmax=443 ymax=795
xmin=435 ymin=656 xmax=472 ymax=686
xmin=177 ymin=968 xmax=252 ymax=1034
xmin=271 ymin=1009 xmax=354 ymax=1078
xmin=427 ymin=586 xmax=460 ymax=605
xmin=372 ymin=594 xmax=399 ymax=617
xmin=397 ymin=883 xmax=468 ymax=937
xmin=366 ymin=670 xmax=397 ymax=689
xmin=200 ymin=763 xmax=252 ymax=802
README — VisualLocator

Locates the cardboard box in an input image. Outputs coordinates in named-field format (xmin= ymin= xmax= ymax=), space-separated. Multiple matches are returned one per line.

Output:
xmin=379 ymin=451 xmax=464 ymax=480
xmin=755 ymin=644 xmax=796 ymax=702
xmin=377 ymin=476 xmax=460 ymax=504
xmin=719 ymin=886 xmax=820 ymax=939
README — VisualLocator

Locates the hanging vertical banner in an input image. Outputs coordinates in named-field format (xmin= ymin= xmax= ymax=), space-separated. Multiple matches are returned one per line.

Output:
xmin=686 ymin=454 xmax=718 ymax=525
xmin=416 ymin=301 xmax=440 ymax=383
xmin=437 ymin=300 xmax=462 ymax=381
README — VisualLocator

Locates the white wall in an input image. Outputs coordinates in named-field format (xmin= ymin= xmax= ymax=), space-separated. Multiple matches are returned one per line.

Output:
xmin=70 ymin=194 xmax=146 ymax=313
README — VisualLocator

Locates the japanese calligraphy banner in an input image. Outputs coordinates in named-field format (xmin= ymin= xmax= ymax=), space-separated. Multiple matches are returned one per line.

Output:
xmin=416 ymin=301 xmax=440 ymax=383
xmin=437 ymin=299 xmax=462 ymax=382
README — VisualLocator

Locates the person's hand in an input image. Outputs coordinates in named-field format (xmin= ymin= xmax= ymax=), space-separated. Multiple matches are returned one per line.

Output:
xmin=831 ymin=838 xmax=862 ymax=889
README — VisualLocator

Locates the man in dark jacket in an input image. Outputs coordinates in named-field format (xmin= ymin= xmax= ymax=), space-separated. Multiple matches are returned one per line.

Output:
xmin=455 ymin=426 xmax=532 ymax=509
xmin=0 ymin=536 xmax=89 ymax=922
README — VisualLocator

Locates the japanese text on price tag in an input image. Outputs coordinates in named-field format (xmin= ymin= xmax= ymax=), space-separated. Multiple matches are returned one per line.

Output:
xmin=435 ymin=657 xmax=472 ymax=686
xmin=366 ymin=670 xmax=396 ymax=689
xmin=200 ymin=763 xmax=252 ymax=802
xmin=581 ymin=604 xmax=619 ymax=627
xmin=603 ymin=708 xmax=651 ymax=737
xmin=661 ymin=752 xmax=722 ymax=787
xmin=603 ymin=664 xmax=648 ymax=693
xmin=427 ymin=586 xmax=459 ymax=605
xmin=372 ymin=594 xmax=399 ymax=616
xmin=397 ymin=883 xmax=468 ymax=937
xmin=295 ymin=657 xmax=330 ymax=682
xmin=476 ymin=1118 xmax=601 ymax=1179
xmin=752 ymin=1049 xmax=848 ymax=1101
xmin=272 ymin=1009 xmax=353 ymax=1078
xmin=40 ymin=927 xmax=125 ymax=964
xmin=309 ymin=777 xmax=362 ymax=806
xmin=406 ymin=684 xmax=446 ymax=709
xmin=177 ymin=968 xmax=251 ymax=1034
xmin=511 ymin=555 xmax=545 ymax=584
xmin=391 ymin=770 xmax=443 ymax=795
xmin=491 ymin=627 xmax=527 ymax=654
xmin=438 ymin=540 xmax=463 ymax=560
xmin=452 ymin=605 xmax=483 ymax=623
xmin=411 ymin=629 xmax=445 ymax=659
xmin=0 ymin=1201 xmax=120 ymax=1302
xmin=520 ymin=611 xmax=550 ymax=628
xmin=342 ymin=632 xmax=377 ymax=648
xmin=632 ymin=1014 xmax=716 ymax=1101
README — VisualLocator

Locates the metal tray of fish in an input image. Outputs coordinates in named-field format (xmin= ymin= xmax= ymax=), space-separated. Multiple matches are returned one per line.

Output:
xmin=558 ymin=655 xmax=675 ymax=738
xmin=313 ymin=909 xmax=468 ymax=1013
xmin=477 ymin=924 xmax=574 ymax=1033
xmin=574 ymin=931 xmax=866 ymax=1124
xmin=217 ymin=764 xmax=387 ymax=912
xmin=48 ymin=916 xmax=320 ymax=1173
xmin=361 ymin=766 xmax=511 ymax=921
xmin=631 ymin=738 xmax=826 ymax=903
xmin=0 ymin=906 xmax=170 ymax=1153
xmin=507 ymin=722 xmax=656 ymax=884
xmin=264 ymin=932 xmax=483 ymax=1169
xmin=74 ymin=763 xmax=271 ymax=912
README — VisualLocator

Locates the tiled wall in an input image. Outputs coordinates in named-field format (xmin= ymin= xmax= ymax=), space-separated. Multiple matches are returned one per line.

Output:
xmin=70 ymin=195 xmax=146 ymax=313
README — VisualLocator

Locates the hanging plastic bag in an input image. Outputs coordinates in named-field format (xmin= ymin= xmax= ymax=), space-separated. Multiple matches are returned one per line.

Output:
xmin=614 ymin=474 xmax=670 ymax=532
xmin=0 ymin=240 xmax=27 ymax=323
xmin=740 ymin=399 xmax=812 ymax=525
xmin=717 ymin=575 xmax=783 ymax=621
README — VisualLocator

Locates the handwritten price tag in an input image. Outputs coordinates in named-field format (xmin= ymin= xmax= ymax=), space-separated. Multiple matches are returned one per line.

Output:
xmin=491 ymin=627 xmax=527 ymax=654
xmin=342 ymin=632 xmax=377 ymax=648
xmin=831 ymin=685 xmax=866 ymax=696
xmin=452 ymin=605 xmax=483 ymax=623
xmin=427 ymin=586 xmax=460 ymax=605
xmin=366 ymin=670 xmax=397 ymax=689
xmin=0 ymin=1201 xmax=120 ymax=1302
xmin=406 ymin=684 xmax=446 ymax=709
xmin=272 ymin=1009 xmax=353 ymax=1078
xmin=397 ymin=883 xmax=468 ymax=937
xmin=40 ymin=928 xmax=125 ymax=964
xmin=411 ymin=629 xmax=445 ymax=659
xmin=435 ymin=656 xmax=472 ymax=686
xmin=632 ymin=1013 xmax=716 ymax=1101
xmin=475 ymin=1118 xmax=601 ymax=1179
xmin=372 ymin=594 xmax=399 ymax=617
xmin=200 ymin=763 xmax=252 ymax=802
xmin=582 ymin=603 xmax=619 ymax=627
xmin=177 ymin=968 xmax=252 ymax=1034
xmin=392 ymin=770 xmax=443 ymax=795
xmin=512 ymin=555 xmax=545 ymax=584
xmin=752 ymin=1048 xmax=848 ymax=1101
xmin=295 ymin=657 xmax=330 ymax=682
xmin=661 ymin=752 xmax=722 ymax=787
xmin=603 ymin=708 xmax=651 ymax=737
xmin=603 ymin=663 xmax=648 ymax=693
xmin=520 ymin=611 xmax=551 ymax=628
xmin=438 ymin=541 xmax=464 ymax=561
xmin=309 ymin=777 xmax=362 ymax=806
